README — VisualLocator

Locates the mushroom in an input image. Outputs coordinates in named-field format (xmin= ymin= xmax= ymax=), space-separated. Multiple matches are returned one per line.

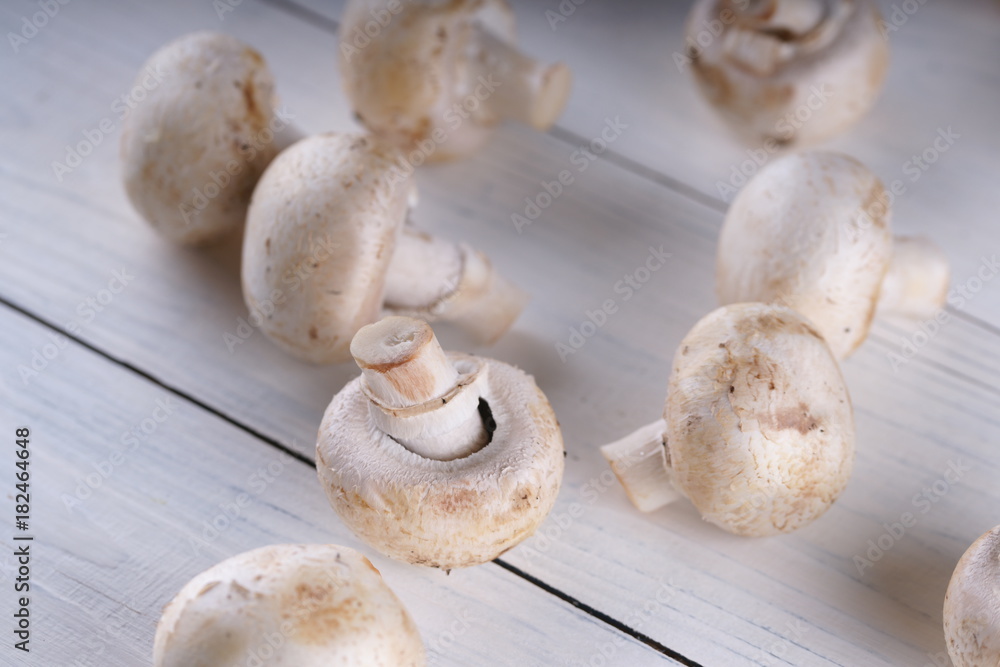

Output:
xmin=716 ymin=150 xmax=950 ymax=360
xmin=121 ymin=32 xmax=301 ymax=244
xmin=943 ymin=525 xmax=1000 ymax=667
xmin=316 ymin=316 xmax=564 ymax=568
xmin=152 ymin=544 xmax=425 ymax=666
xmin=600 ymin=303 xmax=854 ymax=537
xmin=338 ymin=0 xmax=572 ymax=161
xmin=242 ymin=132 xmax=526 ymax=364
xmin=685 ymin=0 xmax=889 ymax=146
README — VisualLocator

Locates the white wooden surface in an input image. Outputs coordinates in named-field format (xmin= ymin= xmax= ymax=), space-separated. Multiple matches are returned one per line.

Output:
xmin=1 ymin=0 xmax=998 ymax=665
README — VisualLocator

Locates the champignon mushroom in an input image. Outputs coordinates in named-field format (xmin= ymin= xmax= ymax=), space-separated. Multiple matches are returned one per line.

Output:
xmin=121 ymin=32 xmax=301 ymax=244
xmin=338 ymin=0 xmax=572 ymax=161
xmin=943 ymin=525 xmax=1000 ymax=667
xmin=600 ymin=303 xmax=854 ymax=537
xmin=152 ymin=544 xmax=425 ymax=667
xmin=316 ymin=316 xmax=564 ymax=568
xmin=685 ymin=0 xmax=889 ymax=146
xmin=716 ymin=150 xmax=950 ymax=360
xmin=242 ymin=132 xmax=526 ymax=364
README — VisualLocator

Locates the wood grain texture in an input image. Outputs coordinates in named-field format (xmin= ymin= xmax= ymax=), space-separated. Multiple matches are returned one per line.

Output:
xmin=0 ymin=306 xmax=675 ymax=667
xmin=1 ymin=0 xmax=999 ymax=665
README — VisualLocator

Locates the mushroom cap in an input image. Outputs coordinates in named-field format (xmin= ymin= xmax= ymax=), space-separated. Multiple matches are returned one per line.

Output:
xmin=716 ymin=150 xmax=893 ymax=359
xmin=121 ymin=32 xmax=281 ymax=244
xmin=152 ymin=544 xmax=425 ymax=667
xmin=339 ymin=0 xmax=516 ymax=160
xmin=944 ymin=525 xmax=1000 ymax=667
xmin=666 ymin=303 xmax=855 ymax=536
xmin=316 ymin=354 xmax=565 ymax=568
xmin=242 ymin=133 xmax=410 ymax=364
xmin=686 ymin=0 xmax=889 ymax=146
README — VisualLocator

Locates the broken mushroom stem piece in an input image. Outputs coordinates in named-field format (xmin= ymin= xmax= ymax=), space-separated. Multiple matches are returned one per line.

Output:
xmin=153 ymin=544 xmax=425 ymax=667
xmin=463 ymin=22 xmax=572 ymax=131
xmin=351 ymin=316 xmax=489 ymax=460
xmin=339 ymin=0 xmax=571 ymax=160
xmin=121 ymin=32 xmax=304 ymax=244
xmin=601 ymin=303 xmax=855 ymax=537
xmin=877 ymin=235 xmax=951 ymax=318
xmin=316 ymin=316 xmax=564 ymax=569
xmin=716 ymin=151 xmax=950 ymax=359
xmin=242 ymin=133 xmax=526 ymax=364
xmin=383 ymin=227 xmax=527 ymax=347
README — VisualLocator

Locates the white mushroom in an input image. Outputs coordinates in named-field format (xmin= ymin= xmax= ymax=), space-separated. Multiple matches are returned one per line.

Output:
xmin=601 ymin=303 xmax=854 ymax=537
xmin=339 ymin=0 xmax=572 ymax=161
xmin=121 ymin=32 xmax=301 ymax=244
xmin=685 ymin=0 xmax=889 ymax=146
xmin=943 ymin=525 xmax=1000 ymax=667
xmin=316 ymin=316 xmax=564 ymax=568
xmin=242 ymin=132 xmax=526 ymax=364
xmin=716 ymin=150 xmax=950 ymax=360
xmin=152 ymin=544 xmax=425 ymax=666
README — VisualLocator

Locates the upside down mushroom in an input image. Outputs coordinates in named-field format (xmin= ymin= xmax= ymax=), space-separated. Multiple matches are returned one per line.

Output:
xmin=339 ymin=0 xmax=572 ymax=161
xmin=242 ymin=132 xmax=526 ymax=364
xmin=943 ymin=525 xmax=1000 ymax=667
xmin=716 ymin=150 xmax=950 ymax=360
xmin=121 ymin=32 xmax=301 ymax=244
xmin=153 ymin=544 xmax=425 ymax=666
xmin=600 ymin=303 xmax=855 ymax=537
xmin=684 ymin=0 xmax=889 ymax=146
xmin=316 ymin=316 xmax=565 ymax=568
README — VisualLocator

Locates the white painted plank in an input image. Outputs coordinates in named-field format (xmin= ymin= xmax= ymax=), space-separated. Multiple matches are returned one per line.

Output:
xmin=2 ymin=1 xmax=999 ymax=665
xmin=0 ymin=305 xmax=675 ymax=667
xmin=291 ymin=0 xmax=1000 ymax=330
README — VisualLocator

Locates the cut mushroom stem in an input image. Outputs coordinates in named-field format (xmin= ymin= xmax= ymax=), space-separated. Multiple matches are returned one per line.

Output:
xmin=877 ymin=235 xmax=951 ymax=318
xmin=351 ymin=316 xmax=489 ymax=461
xmin=384 ymin=228 xmax=528 ymax=345
xmin=599 ymin=418 xmax=684 ymax=513
xmin=468 ymin=25 xmax=572 ymax=130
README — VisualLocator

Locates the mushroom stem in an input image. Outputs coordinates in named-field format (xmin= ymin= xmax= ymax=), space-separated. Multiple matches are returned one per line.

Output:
xmin=599 ymin=418 xmax=683 ymax=513
xmin=878 ymin=235 xmax=951 ymax=318
xmin=351 ymin=316 xmax=489 ymax=461
xmin=383 ymin=228 xmax=528 ymax=344
xmin=738 ymin=0 xmax=828 ymax=34
xmin=467 ymin=25 xmax=571 ymax=131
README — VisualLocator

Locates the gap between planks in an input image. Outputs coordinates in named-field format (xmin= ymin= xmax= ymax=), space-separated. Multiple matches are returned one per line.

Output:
xmin=258 ymin=0 xmax=1000 ymax=346
xmin=0 ymin=294 xmax=705 ymax=667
